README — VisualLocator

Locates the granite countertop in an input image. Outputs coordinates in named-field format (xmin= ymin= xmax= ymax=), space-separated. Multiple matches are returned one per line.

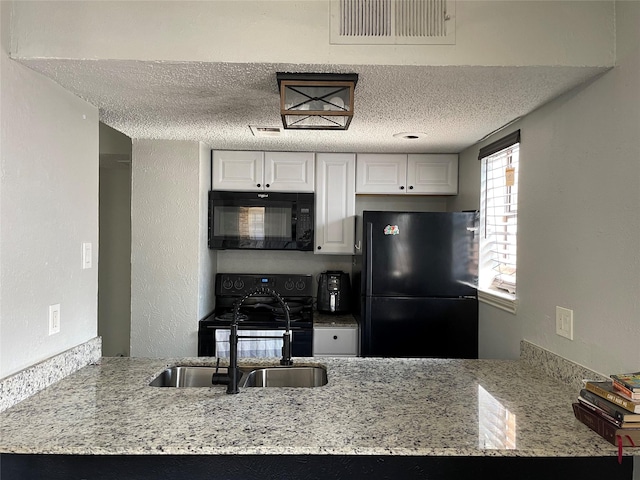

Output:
xmin=0 ymin=356 xmax=625 ymax=457
xmin=313 ymin=312 xmax=358 ymax=327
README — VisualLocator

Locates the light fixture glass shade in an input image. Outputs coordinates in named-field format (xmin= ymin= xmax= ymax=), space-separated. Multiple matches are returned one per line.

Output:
xmin=277 ymin=73 xmax=358 ymax=130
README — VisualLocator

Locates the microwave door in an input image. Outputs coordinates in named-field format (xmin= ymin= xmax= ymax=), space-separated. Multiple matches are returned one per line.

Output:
xmin=264 ymin=207 xmax=292 ymax=247
xmin=208 ymin=190 xmax=311 ymax=250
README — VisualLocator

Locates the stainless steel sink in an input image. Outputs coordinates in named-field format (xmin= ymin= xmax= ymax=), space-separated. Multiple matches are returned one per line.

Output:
xmin=149 ymin=366 xmax=230 ymax=387
xmin=149 ymin=365 xmax=327 ymax=388
xmin=239 ymin=366 xmax=328 ymax=388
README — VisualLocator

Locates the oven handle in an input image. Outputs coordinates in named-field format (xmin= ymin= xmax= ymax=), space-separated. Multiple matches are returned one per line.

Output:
xmin=212 ymin=329 xmax=295 ymax=343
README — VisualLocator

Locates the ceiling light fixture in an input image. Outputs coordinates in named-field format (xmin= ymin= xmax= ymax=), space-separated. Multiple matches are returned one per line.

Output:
xmin=276 ymin=72 xmax=358 ymax=130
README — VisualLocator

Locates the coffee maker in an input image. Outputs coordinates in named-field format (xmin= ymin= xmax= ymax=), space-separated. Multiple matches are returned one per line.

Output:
xmin=317 ymin=271 xmax=351 ymax=314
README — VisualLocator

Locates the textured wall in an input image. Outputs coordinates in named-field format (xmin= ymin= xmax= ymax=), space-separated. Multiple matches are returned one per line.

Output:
xmin=449 ymin=1 xmax=640 ymax=372
xmin=197 ymin=143 xmax=215 ymax=319
xmin=0 ymin=2 xmax=99 ymax=378
xmin=130 ymin=140 xmax=206 ymax=357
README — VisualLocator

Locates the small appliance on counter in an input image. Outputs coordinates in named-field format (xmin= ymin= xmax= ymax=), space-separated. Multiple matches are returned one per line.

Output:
xmin=317 ymin=271 xmax=351 ymax=314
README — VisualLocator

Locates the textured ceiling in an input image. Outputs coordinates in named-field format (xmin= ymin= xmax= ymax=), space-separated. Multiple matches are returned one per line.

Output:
xmin=19 ymin=59 xmax=608 ymax=153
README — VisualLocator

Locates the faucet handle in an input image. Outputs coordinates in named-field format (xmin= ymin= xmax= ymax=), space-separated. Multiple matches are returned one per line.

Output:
xmin=280 ymin=331 xmax=293 ymax=366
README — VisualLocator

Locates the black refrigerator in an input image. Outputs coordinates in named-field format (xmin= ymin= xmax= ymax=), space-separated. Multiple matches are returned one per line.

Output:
xmin=357 ymin=211 xmax=479 ymax=358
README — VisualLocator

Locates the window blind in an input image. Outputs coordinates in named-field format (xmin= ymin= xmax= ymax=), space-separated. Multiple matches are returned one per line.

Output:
xmin=480 ymin=134 xmax=520 ymax=296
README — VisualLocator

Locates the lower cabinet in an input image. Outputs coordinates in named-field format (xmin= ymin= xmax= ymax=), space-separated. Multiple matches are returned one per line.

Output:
xmin=313 ymin=325 xmax=359 ymax=356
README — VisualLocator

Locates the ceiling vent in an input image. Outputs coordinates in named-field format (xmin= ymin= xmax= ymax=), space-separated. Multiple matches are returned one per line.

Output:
xmin=249 ymin=126 xmax=283 ymax=137
xmin=330 ymin=0 xmax=455 ymax=45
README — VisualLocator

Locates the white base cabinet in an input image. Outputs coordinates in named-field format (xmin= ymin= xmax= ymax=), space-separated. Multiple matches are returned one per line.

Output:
xmin=314 ymin=153 xmax=356 ymax=255
xmin=213 ymin=151 xmax=314 ymax=192
xmin=313 ymin=325 xmax=359 ymax=356
xmin=356 ymin=153 xmax=458 ymax=195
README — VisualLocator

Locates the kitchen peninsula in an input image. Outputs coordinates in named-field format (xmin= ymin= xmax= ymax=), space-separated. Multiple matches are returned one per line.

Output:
xmin=0 ymin=342 xmax=635 ymax=479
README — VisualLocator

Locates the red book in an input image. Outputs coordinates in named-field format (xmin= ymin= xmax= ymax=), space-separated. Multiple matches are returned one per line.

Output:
xmin=573 ymin=402 xmax=640 ymax=447
xmin=610 ymin=372 xmax=640 ymax=393
xmin=612 ymin=379 xmax=640 ymax=400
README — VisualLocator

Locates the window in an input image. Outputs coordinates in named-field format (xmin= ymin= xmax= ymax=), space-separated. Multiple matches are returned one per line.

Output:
xmin=478 ymin=130 xmax=520 ymax=313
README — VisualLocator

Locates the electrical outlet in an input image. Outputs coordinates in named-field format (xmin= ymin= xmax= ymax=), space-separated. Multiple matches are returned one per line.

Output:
xmin=49 ymin=304 xmax=61 ymax=335
xmin=555 ymin=306 xmax=573 ymax=340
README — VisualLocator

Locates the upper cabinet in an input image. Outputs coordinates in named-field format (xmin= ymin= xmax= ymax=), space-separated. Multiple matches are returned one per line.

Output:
xmin=213 ymin=151 xmax=315 ymax=192
xmin=314 ymin=153 xmax=356 ymax=255
xmin=355 ymin=153 xmax=458 ymax=195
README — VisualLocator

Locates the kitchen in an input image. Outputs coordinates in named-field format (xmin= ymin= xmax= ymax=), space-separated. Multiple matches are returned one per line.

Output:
xmin=1 ymin=0 xmax=639 ymax=478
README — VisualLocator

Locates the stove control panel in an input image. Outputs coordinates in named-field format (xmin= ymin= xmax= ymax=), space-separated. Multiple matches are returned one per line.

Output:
xmin=216 ymin=273 xmax=313 ymax=296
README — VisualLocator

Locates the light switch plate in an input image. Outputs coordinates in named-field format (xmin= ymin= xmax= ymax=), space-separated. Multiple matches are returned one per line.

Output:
xmin=555 ymin=306 xmax=573 ymax=340
xmin=82 ymin=242 xmax=92 ymax=269
xmin=49 ymin=304 xmax=61 ymax=335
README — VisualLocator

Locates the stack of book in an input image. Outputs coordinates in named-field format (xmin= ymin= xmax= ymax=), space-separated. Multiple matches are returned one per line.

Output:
xmin=573 ymin=371 xmax=640 ymax=449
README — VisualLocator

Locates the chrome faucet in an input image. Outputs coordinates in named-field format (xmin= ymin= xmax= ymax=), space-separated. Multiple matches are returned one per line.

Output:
xmin=227 ymin=286 xmax=293 ymax=394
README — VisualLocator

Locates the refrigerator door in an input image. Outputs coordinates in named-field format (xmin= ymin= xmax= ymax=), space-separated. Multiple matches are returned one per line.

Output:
xmin=363 ymin=211 xmax=477 ymax=298
xmin=361 ymin=297 xmax=478 ymax=358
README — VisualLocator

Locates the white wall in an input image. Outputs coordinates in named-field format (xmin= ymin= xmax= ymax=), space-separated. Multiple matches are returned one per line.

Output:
xmin=10 ymin=1 xmax=613 ymax=68
xmin=449 ymin=1 xmax=640 ymax=373
xmin=130 ymin=140 xmax=211 ymax=357
xmin=0 ymin=1 xmax=99 ymax=378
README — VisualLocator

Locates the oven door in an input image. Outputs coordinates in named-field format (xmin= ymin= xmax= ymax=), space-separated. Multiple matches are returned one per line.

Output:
xmin=208 ymin=191 xmax=313 ymax=250
xmin=198 ymin=325 xmax=313 ymax=358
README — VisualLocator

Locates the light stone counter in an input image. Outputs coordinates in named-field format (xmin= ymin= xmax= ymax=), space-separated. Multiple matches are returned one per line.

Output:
xmin=0 ymin=355 xmax=629 ymax=458
xmin=313 ymin=312 xmax=358 ymax=327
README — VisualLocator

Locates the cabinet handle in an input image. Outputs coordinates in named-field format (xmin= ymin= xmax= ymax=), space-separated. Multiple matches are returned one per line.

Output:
xmin=400 ymin=186 xmax=405 ymax=190
xmin=265 ymin=184 xmax=270 ymax=188
xmin=333 ymin=335 xmax=338 ymax=340
xmin=317 ymin=246 xmax=322 ymax=250
xmin=257 ymin=183 xmax=261 ymax=188
xmin=409 ymin=185 xmax=414 ymax=190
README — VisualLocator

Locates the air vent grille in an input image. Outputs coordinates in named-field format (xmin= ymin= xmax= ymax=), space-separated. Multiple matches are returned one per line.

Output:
xmin=330 ymin=0 xmax=455 ymax=45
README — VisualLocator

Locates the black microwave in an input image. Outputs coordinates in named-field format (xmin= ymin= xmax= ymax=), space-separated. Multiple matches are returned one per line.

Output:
xmin=208 ymin=191 xmax=314 ymax=251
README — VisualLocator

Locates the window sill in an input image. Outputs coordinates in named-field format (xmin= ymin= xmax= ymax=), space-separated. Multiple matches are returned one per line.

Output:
xmin=478 ymin=289 xmax=518 ymax=314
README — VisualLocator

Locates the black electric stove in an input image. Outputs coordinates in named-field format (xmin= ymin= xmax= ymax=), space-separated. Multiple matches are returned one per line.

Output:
xmin=198 ymin=273 xmax=314 ymax=357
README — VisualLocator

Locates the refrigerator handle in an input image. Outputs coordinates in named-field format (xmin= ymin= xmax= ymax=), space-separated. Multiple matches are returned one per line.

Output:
xmin=365 ymin=221 xmax=373 ymax=297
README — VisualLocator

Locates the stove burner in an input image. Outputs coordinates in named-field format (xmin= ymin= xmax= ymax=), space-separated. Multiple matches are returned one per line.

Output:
xmin=273 ymin=313 xmax=302 ymax=323
xmin=214 ymin=312 xmax=248 ymax=322
xmin=237 ymin=300 xmax=306 ymax=315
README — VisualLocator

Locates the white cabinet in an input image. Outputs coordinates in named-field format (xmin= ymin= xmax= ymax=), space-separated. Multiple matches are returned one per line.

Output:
xmin=355 ymin=153 xmax=406 ymax=194
xmin=356 ymin=153 xmax=458 ymax=195
xmin=212 ymin=151 xmax=314 ymax=192
xmin=313 ymin=325 xmax=359 ymax=356
xmin=408 ymin=154 xmax=459 ymax=194
xmin=314 ymin=153 xmax=356 ymax=255
xmin=265 ymin=152 xmax=315 ymax=192
xmin=212 ymin=150 xmax=264 ymax=191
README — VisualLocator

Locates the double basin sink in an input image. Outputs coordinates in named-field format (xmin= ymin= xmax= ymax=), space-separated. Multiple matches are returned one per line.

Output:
xmin=150 ymin=364 xmax=327 ymax=389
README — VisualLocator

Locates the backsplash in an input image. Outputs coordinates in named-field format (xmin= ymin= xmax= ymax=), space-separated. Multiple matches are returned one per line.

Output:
xmin=0 ymin=337 xmax=102 ymax=412
xmin=520 ymin=340 xmax=608 ymax=391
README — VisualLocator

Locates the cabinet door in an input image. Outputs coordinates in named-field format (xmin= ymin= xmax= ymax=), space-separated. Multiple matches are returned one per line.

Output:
xmin=355 ymin=154 xmax=407 ymax=194
xmin=407 ymin=154 xmax=458 ymax=194
xmin=313 ymin=326 xmax=359 ymax=356
xmin=315 ymin=153 xmax=356 ymax=255
xmin=264 ymin=152 xmax=315 ymax=192
xmin=212 ymin=151 xmax=264 ymax=190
